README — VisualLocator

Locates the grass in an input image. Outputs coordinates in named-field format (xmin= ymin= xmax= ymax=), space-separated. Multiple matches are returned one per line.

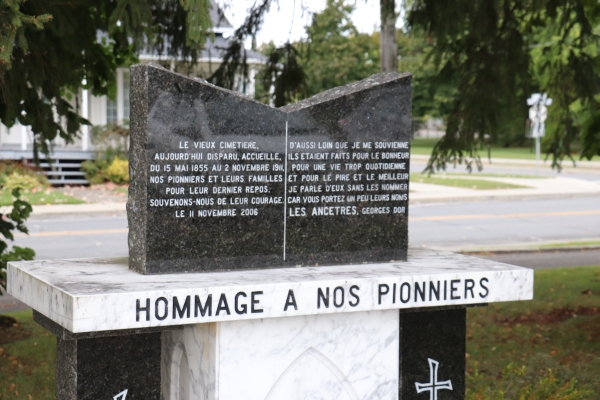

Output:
xmin=410 ymin=138 xmax=600 ymax=161
xmin=1 ymin=267 xmax=598 ymax=399
xmin=112 ymin=187 xmax=128 ymax=195
xmin=466 ymin=265 xmax=600 ymax=399
xmin=538 ymin=240 xmax=600 ymax=249
xmin=442 ymin=172 xmax=551 ymax=179
xmin=0 ymin=189 xmax=85 ymax=207
xmin=410 ymin=144 xmax=541 ymax=160
xmin=410 ymin=173 xmax=531 ymax=190
xmin=0 ymin=310 xmax=55 ymax=399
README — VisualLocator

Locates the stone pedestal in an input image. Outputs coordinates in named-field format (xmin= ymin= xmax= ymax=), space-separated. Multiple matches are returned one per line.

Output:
xmin=7 ymin=248 xmax=533 ymax=399
xmin=33 ymin=311 xmax=173 ymax=400
xmin=162 ymin=311 xmax=399 ymax=400
xmin=400 ymin=308 xmax=466 ymax=400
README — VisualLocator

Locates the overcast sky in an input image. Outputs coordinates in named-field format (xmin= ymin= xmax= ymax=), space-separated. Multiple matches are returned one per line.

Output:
xmin=219 ymin=1 xmax=403 ymax=46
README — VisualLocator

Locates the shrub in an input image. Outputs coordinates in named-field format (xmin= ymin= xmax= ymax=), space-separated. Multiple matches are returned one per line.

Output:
xmin=81 ymin=159 xmax=109 ymax=184
xmin=0 ymin=161 xmax=48 ymax=188
xmin=82 ymin=124 xmax=129 ymax=184
xmin=0 ymin=189 xmax=35 ymax=294
xmin=3 ymin=173 xmax=44 ymax=192
xmin=106 ymin=158 xmax=129 ymax=184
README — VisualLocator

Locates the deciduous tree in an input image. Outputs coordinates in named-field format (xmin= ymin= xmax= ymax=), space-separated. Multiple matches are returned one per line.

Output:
xmin=407 ymin=0 xmax=600 ymax=171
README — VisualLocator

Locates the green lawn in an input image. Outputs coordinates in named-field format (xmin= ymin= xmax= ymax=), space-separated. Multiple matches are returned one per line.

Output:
xmin=0 ymin=310 xmax=55 ymax=399
xmin=410 ymin=144 xmax=541 ymax=160
xmin=442 ymin=172 xmax=550 ymax=179
xmin=410 ymin=173 xmax=531 ymax=190
xmin=112 ymin=187 xmax=128 ymax=195
xmin=0 ymin=189 xmax=85 ymax=206
xmin=1 ymin=266 xmax=598 ymax=399
xmin=466 ymin=266 xmax=600 ymax=399
xmin=538 ymin=240 xmax=600 ymax=249
xmin=410 ymin=138 xmax=600 ymax=161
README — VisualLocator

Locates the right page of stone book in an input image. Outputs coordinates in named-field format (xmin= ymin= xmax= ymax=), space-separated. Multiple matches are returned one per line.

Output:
xmin=128 ymin=64 xmax=411 ymax=274
xmin=282 ymin=73 xmax=412 ymax=265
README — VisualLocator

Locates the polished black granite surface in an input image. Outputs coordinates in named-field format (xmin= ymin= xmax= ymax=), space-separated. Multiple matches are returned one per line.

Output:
xmin=55 ymin=333 xmax=161 ymax=400
xmin=129 ymin=64 xmax=412 ymax=274
xmin=400 ymin=308 xmax=466 ymax=400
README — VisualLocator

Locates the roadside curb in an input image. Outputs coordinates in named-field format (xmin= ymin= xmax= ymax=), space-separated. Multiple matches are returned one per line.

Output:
xmin=18 ymin=203 xmax=127 ymax=217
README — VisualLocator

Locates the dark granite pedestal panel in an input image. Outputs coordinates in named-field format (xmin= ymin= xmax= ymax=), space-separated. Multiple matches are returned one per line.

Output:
xmin=57 ymin=334 xmax=161 ymax=400
xmin=129 ymin=64 xmax=412 ymax=274
xmin=34 ymin=312 xmax=179 ymax=400
xmin=400 ymin=308 xmax=467 ymax=400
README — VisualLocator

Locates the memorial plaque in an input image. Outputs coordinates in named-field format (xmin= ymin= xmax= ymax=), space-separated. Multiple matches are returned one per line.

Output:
xmin=128 ymin=64 xmax=412 ymax=274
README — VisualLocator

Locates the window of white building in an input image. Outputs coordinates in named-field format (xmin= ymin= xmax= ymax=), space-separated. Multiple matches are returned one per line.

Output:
xmin=107 ymin=98 xmax=118 ymax=124
xmin=105 ymin=69 xmax=130 ymax=125
xmin=123 ymin=72 xmax=130 ymax=122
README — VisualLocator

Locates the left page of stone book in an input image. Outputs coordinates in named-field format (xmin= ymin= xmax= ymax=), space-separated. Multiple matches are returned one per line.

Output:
xmin=128 ymin=64 xmax=288 ymax=274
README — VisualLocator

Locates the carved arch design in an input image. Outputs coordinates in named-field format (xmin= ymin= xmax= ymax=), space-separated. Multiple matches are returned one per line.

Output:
xmin=264 ymin=347 xmax=360 ymax=400
xmin=169 ymin=339 xmax=191 ymax=400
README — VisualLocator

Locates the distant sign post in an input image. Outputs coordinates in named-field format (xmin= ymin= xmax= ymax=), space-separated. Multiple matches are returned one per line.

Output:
xmin=527 ymin=93 xmax=552 ymax=175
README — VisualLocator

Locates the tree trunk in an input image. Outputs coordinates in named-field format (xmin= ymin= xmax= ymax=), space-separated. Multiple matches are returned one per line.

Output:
xmin=380 ymin=0 xmax=398 ymax=72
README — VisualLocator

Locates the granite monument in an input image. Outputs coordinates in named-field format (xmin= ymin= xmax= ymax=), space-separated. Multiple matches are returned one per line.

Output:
xmin=128 ymin=64 xmax=411 ymax=274
xmin=6 ymin=64 xmax=534 ymax=400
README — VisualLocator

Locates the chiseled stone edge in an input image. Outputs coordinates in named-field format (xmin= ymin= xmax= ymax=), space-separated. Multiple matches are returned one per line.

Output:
xmin=128 ymin=64 xmax=150 ymax=273
xmin=56 ymin=337 xmax=77 ymax=400
xmin=33 ymin=310 xmax=183 ymax=340
xmin=280 ymin=71 xmax=412 ymax=113
xmin=127 ymin=64 xmax=281 ymax=274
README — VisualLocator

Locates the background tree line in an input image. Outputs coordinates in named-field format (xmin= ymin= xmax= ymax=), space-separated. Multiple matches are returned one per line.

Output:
xmin=253 ymin=0 xmax=599 ymax=173
xmin=1 ymin=0 xmax=599 ymax=285
xmin=4 ymin=0 xmax=598 ymax=168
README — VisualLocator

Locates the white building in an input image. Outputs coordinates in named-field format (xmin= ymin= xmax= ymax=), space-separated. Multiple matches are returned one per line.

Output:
xmin=0 ymin=1 xmax=266 ymax=184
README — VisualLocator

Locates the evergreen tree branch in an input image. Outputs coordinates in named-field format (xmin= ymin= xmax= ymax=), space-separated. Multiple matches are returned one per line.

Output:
xmin=208 ymin=0 xmax=273 ymax=92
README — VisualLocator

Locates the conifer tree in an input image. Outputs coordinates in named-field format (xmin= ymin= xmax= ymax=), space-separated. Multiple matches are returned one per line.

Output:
xmin=1 ymin=0 xmax=211 ymax=160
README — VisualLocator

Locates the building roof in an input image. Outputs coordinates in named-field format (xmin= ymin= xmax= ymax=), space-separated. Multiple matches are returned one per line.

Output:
xmin=138 ymin=0 xmax=266 ymax=63
xmin=138 ymin=34 xmax=266 ymax=64
xmin=97 ymin=0 xmax=266 ymax=64
xmin=209 ymin=0 xmax=233 ymax=29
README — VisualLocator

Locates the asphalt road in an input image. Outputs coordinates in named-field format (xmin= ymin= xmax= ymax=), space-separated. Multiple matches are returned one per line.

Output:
xmin=13 ymin=214 xmax=130 ymax=259
xmin=7 ymin=159 xmax=598 ymax=259
xmin=3 ymin=193 xmax=599 ymax=313
xmin=409 ymin=195 xmax=600 ymax=251
xmin=8 ymin=194 xmax=599 ymax=261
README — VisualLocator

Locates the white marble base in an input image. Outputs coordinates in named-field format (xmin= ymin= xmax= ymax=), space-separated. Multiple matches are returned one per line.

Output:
xmin=162 ymin=310 xmax=398 ymax=400
xmin=7 ymin=247 xmax=533 ymax=333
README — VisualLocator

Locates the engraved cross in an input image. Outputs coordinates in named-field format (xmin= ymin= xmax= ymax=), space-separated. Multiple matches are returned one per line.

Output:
xmin=415 ymin=358 xmax=453 ymax=400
